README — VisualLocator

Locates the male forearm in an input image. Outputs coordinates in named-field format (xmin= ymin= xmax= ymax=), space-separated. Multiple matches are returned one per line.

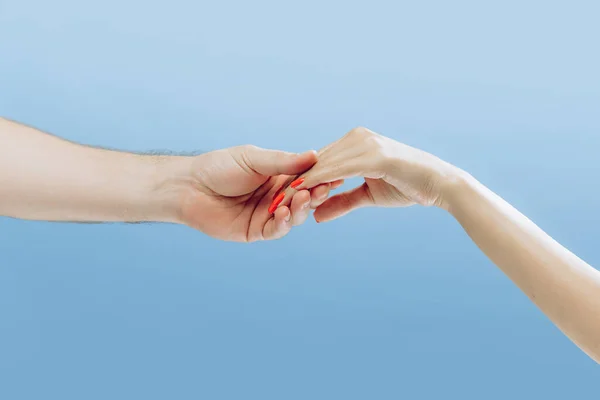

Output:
xmin=442 ymin=170 xmax=600 ymax=363
xmin=0 ymin=117 xmax=182 ymax=223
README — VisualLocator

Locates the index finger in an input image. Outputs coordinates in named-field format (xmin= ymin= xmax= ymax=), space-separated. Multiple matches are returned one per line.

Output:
xmin=288 ymin=158 xmax=366 ymax=191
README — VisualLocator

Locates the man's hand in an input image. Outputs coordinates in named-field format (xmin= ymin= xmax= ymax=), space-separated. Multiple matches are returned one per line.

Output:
xmin=160 ymin=145 xmax=340 ymax=242
xmin=0 ymin=118 xmax=338 ymax=241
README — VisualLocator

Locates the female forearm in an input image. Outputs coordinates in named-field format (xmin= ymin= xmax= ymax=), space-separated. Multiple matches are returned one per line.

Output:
xmin=442 ymin=170 xmax=600 ymax=363
xmin=0 ymin=117 xmax=179 ymax=223
xmin=276 ymin=127 xmax=600 ymax=361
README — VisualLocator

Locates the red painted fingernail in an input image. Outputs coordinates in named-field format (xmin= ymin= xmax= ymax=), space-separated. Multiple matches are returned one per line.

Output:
xmin=269 ymin=192 xmax=285 ymax=214
xmin=272 ymin=186 xmax=283 ymax=200
xmin=290 ymin=178 xmax=304 ymax=189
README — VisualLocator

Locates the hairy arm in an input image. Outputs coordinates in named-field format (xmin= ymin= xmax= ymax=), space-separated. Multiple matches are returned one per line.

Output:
xmin=0 ymin=117 xmax=181 ymax=223
xmin=442 ymin=172 xmax=600 ymax=363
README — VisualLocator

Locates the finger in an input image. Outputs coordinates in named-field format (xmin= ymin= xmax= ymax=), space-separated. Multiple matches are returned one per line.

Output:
xmin=271 ymin=180 xmax=339 ymax=215
xmin=308 ymin=180 xmax=344 ymax=208
xmin=289 ymin=190 xmax=311 ymax=226
xmin=309 ymin=182 xmax=331 ymax=208
xmin=313 ymin=182 xmax=375 ymax=223
xmin=241 ymin=146 xmax=317 ymax=176
xmin=330 ymin=179 xmax=345 ymax=190
xmin=291 ymin=158 xmax=372 ymax=191
xmin=262 ymin=206 xmax=292 ymax=240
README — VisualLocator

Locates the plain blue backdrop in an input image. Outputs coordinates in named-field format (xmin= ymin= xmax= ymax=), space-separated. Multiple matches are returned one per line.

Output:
xmin=1 ymin=1 xmax=599 ymax=398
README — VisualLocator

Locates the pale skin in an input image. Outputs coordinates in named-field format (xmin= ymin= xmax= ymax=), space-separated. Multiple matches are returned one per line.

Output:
xmin=2 ymin=118 xmax=599 ymax=363
xmin=278 ymin=127 xmax=600 ymax=364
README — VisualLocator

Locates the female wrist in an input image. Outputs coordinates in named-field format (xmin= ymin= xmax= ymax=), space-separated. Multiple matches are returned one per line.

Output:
xmin=435 ymin=166 xmax=476 ymax=212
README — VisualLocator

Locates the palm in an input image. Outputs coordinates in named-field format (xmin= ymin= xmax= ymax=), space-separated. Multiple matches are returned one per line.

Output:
xmin=177 ymin=151 xmax=285 ymax=240
xmin=187 ymin=176 xmax=292 ymax=242
xmin=176 ymin=147 xmax=322 ymax=242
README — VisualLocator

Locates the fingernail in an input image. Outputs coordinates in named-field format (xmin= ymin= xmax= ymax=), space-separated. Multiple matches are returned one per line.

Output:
xmin=284 ymin=210 xmax=291 ymax=222
xmin=302 ymin=201 xmax=310 ymax=209
xmin=290 ymin=178 xmax=304 ymax=189
xmin=269 ymin=192 xmax=285 ymax=214
xmin=272 ymin=186 xmax=282 ymax=200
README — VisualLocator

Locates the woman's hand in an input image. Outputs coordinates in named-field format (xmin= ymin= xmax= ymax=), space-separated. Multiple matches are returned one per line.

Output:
xmin=277 ymin=127 xmax=459 ymax=222
xmin=279 ymin=126 xmax=600 ymax=363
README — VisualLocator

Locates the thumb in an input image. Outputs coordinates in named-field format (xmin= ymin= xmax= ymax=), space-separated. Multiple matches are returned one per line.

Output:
xmin=240 ymin=145 xmax=318 ymax=176
xmin=313 ymin=181 xmax=375 ymax=223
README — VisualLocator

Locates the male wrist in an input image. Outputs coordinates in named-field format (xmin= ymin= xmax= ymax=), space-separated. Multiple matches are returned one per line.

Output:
xmin=141 ymin=155 xmax=194 ymax=224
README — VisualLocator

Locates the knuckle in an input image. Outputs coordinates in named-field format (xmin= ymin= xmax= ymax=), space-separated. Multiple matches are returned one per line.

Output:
xmin=364 ymin=134 xmax=385 ymax=150
xmin=347 ymin=127 xmax=383 ymax=151
xmin=240 ymin=144 xmax=259 ymax=153
xmin=347 ymin=126 xmax=370 ymax=138
xmin=230 ymin=145 xmax=257 ymax=164
xmin=368 ymin=146 xmax=393 ymax=175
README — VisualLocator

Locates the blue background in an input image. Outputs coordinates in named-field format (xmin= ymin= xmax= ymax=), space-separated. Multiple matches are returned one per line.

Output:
xmin=1 ymin=0 xmax=599 ymax=398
